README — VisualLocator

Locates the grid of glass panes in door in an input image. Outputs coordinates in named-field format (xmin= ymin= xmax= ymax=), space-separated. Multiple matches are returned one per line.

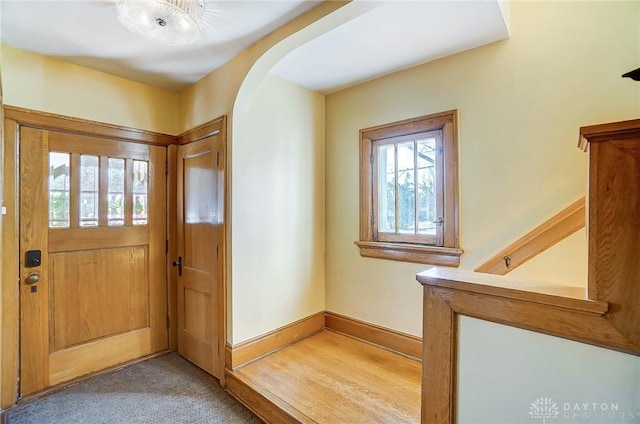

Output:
xmin=376 ymin=131 xmax=441 ymax=240
xmin=48 ymin=152 xmax=149 ymax=228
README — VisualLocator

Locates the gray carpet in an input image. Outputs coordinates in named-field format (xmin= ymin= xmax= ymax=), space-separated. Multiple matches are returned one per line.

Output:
xmin=3 ymin=353 xmax=261 ymax=424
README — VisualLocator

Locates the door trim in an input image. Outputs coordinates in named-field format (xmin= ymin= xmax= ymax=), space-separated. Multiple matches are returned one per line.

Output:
xmin=1 ymin=107 xmax=178 ymax=408
xmin=3 ymin=106 xmax=175 ymax=146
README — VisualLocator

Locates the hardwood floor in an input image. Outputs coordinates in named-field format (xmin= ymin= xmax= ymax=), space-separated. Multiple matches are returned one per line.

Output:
xmin=227 ymin=330 xmax=421 ymax=423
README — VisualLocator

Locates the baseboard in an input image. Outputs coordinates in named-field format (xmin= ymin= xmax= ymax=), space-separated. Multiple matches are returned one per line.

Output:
xmin=225 ymin=312 xmax=325 ymax=370
xmin=324 ymin=311 xmax=422 ymax=360
xmin=225 ymin=310 xmax=421 ymax=371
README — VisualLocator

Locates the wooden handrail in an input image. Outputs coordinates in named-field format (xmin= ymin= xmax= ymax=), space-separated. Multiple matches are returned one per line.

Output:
xmin=418 ymin=119 xmax=640 ymax=424
xmin=474 ymin=197 xmax=585 ymax=275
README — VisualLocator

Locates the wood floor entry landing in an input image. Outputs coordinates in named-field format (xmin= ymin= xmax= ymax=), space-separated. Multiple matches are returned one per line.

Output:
xmin=227 ymin=331 xmax=422 ymax=423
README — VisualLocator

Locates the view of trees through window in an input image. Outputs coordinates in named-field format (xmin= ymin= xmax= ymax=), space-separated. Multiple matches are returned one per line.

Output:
xmin=377 ymin=135 xmax=439 ymax=236
xmin=48 ymin=152 xmax=149 ymax=228
xmin=358 ymin=110 xmax=459 ymax=264
xmin=49 ymin=152 xmax=70 ymax=228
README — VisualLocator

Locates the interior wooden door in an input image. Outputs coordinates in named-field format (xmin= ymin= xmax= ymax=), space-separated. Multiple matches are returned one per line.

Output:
xmin=176 ymin=134 xmax=223 ymax=379
xmin=19 ymin=127 xmax=168 ymax=396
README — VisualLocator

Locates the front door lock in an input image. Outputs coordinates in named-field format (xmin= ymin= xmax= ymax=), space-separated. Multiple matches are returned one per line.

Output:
xmin=26 ymin=250 xmax=42 ymax=267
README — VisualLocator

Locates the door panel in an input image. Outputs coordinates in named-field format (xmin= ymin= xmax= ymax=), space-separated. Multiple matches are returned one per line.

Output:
xmin=50 ymin=247 xmax=149 ymax=350
xmin=19 ymin=128 xmax=167 ymax=396
xmin=177 ymin=135 xmax=223 ymax=378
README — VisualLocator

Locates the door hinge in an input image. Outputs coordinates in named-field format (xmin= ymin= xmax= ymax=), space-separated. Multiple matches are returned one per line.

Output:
xmin=217 ymin=151 xmax=220 ymax=167
xmin=165 ymin=240 xmax=169 ymax=254
xmin=217 ymin=340 xmax=220 ymax=356
xmin=216 ymin=245 xmax=219 ymax=259
xmin=165 ymin=161 xmax=168 ymax=176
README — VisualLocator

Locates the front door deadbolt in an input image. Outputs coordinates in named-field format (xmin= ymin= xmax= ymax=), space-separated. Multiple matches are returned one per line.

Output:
xmin=26 ymin=250 xmax=42 ymax=267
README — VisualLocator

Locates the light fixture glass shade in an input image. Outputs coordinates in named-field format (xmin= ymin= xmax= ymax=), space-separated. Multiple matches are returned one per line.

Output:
xmin=116 ymin=0 xmax=204 ymax=46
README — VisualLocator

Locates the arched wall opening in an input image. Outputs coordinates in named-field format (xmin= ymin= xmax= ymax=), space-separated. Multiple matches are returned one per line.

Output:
xmin=228 ymin=1 xmax=380 ymax=345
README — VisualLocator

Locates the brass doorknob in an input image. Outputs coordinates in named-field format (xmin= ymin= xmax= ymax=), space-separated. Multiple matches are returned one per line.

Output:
xmin=25 ymin=273 xmax=40 ymax=285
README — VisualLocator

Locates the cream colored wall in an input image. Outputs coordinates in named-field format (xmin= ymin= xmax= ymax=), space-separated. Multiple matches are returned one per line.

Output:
xmin=458 ymin=316 xmax=640 ymax=423
xmin=325 ymin=0 xmax=640 ymax=337
xmin=1 ymin=44 xmax=179 ymax=135
xmin=508 ymin=228 xmax=587 ymax=284
xmin=231 ymin=73 xmax=325 ymax=344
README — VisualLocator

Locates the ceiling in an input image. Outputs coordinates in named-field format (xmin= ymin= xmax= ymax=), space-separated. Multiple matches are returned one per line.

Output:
xmin=0 ymin=0 xmax=510 ymax=94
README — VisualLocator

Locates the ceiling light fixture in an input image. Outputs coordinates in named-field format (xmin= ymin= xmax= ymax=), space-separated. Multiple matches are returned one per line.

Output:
xmin=116 ymin=0 xmax=204 ymax=46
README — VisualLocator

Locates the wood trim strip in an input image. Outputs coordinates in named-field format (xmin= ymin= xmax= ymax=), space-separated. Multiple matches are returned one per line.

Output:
xmin=48 ymin=226 xmax=148 ymax=253
xmin=4 ymin=106 xmax=175 ymax=146
xmin=474 ymin=197 xmax=586 ymax=275
xmin=166 ymin=145 xmax=178 ymax=351
xmin=419 ymin=268 xmax=607 ymax=315
xmin=324 ymin=312 xmax=422 ymax=360
xmin=1 ymin=119 xmax=20 ymax=409
xmin=177 ymin=116 xmax=225 ymax=145
xmin=49 ymin=132 xmax=152 ymax=160
xmin=579 ymin=118 xmax=640 ymax=149
xmin=217 ymin=117 xmax=228 ymax=386
xmin=225 ymin=312 xmax=325 ymax=370
xmin=442 ymin=287 xmax=635 ymax=353
xmin=356 ymin=241 xmax=462 ymax=266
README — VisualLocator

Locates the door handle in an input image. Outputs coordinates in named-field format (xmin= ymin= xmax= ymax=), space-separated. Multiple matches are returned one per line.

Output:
xmin=25 ymin=273 xmax=40 ymax=285
xmin=172 ymin=256 xmax=182 ymax=276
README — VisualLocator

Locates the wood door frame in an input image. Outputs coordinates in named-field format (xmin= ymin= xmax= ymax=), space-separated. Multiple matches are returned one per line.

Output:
xmin=175 ymin=116 xmax=227 ymax=385
xmin=0 ymin=106 xmax=220 ymax=407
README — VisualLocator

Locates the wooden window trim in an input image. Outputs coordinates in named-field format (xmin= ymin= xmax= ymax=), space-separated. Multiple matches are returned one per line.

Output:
xmin=358 ymin=110 xmax=461 ymax=266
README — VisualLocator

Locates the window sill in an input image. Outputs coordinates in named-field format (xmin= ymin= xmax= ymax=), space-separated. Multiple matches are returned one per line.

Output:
xmin=355 ymin=241 xmax=462 ymax=266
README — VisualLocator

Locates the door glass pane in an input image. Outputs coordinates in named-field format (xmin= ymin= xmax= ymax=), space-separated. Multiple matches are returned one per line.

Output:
xmin=378 ymin=144 xmax=395 ymax=233
xmin=397 ymin=141 xmax=415 ymax=234
xmin=80 ymin=155 xmax=99 ymax=227
xmin=108 ymin=158 xmax=125 ymax=226
xmin=417 ymin=138 xmax=437 ymax=235
xmin=184 ymin=152 xmax=216 ymax=273
xmin=49 ymin=152 xmax=70 ymax=228
xmin=132 ymin=160 xmax=148 ymax=225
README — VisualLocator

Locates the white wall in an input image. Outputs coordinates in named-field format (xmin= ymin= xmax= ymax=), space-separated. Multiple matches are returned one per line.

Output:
xmin=458 ymin=316 xmax=640 ymax=423
xmin=325 ymin=0 xmax=640 ymax=337
xmin=231 ymin=73 xmax=325 ymax=344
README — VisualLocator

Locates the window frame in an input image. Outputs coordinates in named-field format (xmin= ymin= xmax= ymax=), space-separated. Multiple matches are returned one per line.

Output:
xmin=356 ymin=110 xmax=462 ymax=266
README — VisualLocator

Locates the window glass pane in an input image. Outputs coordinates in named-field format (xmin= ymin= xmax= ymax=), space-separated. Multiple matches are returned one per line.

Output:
xmin=49 ymin=152 xmax=70 ymax=228
xmin=80 ymin=155 xmax=99 ymax=227
xmin=378 ymin=144 xmax=395 ymax=233
xmin=108 ymin=158 xmax=125 ymax=226
xmin=417 ymin=138 xmax=437 ymax=235
xmin=397 ymin=141 xmax=415 ymax=234
xmin=132 ymin=160 xmax=148 ymax=225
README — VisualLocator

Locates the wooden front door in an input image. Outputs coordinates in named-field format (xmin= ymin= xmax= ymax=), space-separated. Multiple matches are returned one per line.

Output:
xmin=19 ymin=127 xmax=168 ymax=396
xmin=176 ymin=133 xmax=223 ymax=379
